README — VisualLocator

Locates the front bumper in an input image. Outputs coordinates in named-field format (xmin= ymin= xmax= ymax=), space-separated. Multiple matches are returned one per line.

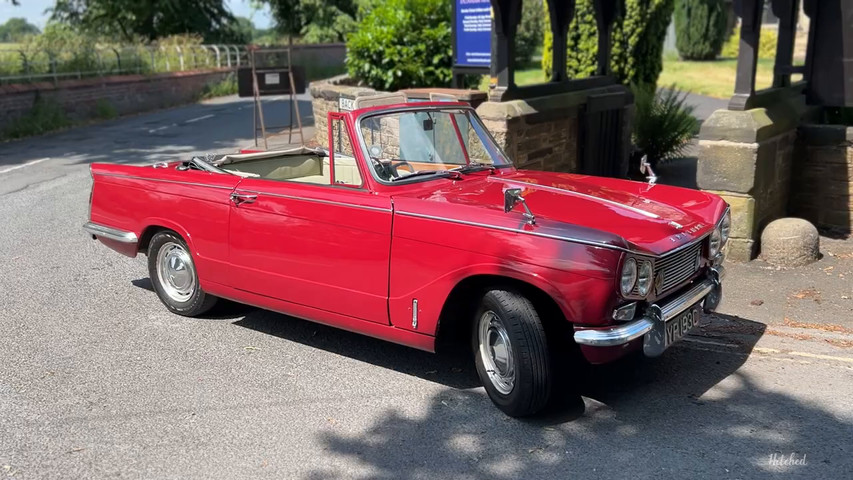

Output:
xmin=573 ymin=267 xmax=725 ymax=355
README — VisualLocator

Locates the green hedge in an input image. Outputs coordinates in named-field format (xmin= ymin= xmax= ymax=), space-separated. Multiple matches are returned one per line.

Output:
xmin=721 ymin=27 xmax=778 ymax=59
xmin=542 ymin=0 xmax=675 ymax=87
xmin=346 ymin=0 xmax=453 ymax=91
xmin=674 ymin=0 xmax=728 ymax=60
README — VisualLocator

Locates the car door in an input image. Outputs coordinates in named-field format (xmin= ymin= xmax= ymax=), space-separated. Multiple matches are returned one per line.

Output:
xmin=227 ymin=115 xmax=392 ymax=324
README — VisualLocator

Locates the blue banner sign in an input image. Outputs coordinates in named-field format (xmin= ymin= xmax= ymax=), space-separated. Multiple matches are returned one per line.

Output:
xmin=454 ymin=0 xmax=492 ymax=68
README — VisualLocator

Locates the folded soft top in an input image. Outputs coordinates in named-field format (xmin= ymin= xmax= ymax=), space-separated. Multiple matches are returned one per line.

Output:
xmin=212 ymin=146 xmax=327 ymax=167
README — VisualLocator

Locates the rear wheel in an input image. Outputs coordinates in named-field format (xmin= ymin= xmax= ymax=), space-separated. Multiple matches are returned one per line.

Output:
xmin=473 ymin=289 xmax=551 ymax=417
xmin=147 ymin=231 xmax=217 ymax=316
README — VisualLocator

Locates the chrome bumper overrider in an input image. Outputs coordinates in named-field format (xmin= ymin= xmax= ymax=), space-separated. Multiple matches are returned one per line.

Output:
xmin=83 ymin=222 xmax=138 ymax=244
xmin=573 ymin=267 xmax=725 ymax=348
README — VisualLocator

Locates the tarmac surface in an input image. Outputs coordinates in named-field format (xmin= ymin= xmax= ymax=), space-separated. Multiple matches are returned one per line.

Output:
xmin=1 ymin=95 xmax=851 ymax=479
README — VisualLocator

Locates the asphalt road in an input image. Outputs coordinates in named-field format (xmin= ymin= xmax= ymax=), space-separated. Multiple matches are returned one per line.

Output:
xmin=1 ymin=95 xmax=851 ymax=479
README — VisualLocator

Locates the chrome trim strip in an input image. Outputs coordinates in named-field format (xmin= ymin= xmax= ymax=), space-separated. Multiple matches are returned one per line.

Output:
xmin=574 ymin=277 xmax=716 ymax=347
xmin=241 ymin=190 xmax=392 ymax=213
xmin=395 ymin=210 xmax=632 ymax=253
xmin=500 ymin=179 xmax=661 ymax=220
xmin=93 ymin=172 xmax=235 ymax=190
xmin=573 ymin=318 xmax=655 ymax=347
xmin=83 ymin=221 xmax=138 ymax=243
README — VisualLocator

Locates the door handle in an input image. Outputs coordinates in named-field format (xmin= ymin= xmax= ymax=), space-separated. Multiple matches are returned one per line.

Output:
xmin=230 ymin=192 xmax=257 ymax=205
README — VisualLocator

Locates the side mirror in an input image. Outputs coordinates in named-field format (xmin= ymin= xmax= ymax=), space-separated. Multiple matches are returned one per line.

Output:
xmin=503 ymin=188 xmax=535 ymax=225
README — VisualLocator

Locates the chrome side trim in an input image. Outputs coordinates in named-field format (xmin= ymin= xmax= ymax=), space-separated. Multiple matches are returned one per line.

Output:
xmin=574 ymin=277 xmax=716 ymax=347
xmin=573 ymin=318 xmax=655 ymax=347
xmin=83 ymin=222 xmax=138 ymax=243
xmin=93 ymin=172 xmax=235 ymax=190
xmin=395 ymin=210 xmax=632 ymax=253
xmin=242 ymin=190 xmax=392 ymax=213
xmin=499 ymin=179 xmax=661 ymax=220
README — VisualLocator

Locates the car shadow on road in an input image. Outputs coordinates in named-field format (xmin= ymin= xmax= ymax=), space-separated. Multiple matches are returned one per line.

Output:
xmin=295 ymin=314 xmax=850 ymax=479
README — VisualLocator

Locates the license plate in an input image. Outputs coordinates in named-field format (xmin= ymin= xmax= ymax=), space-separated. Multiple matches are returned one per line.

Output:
xmin=665 ymin=307 xmax=699 ymax=347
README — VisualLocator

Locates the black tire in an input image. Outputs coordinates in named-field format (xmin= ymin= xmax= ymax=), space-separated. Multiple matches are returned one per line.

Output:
xmin=473 ymin=289 xmax=551 ymax=417
xmin=147 ymin=231 xmax=217 ymax=317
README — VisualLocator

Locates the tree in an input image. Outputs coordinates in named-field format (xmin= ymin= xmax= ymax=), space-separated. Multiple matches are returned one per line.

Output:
xmin=674 ymin=0 xmax=728 ymax=60
xmin=265 ymin=0 xmax=357 ymax=43
xmin=49 ymin=0 xmax=248 ymax=43
xmin=542 ymin=0 xmax=675 ymax=87
xmin=0 ymin=17 xmax=41 ymax=42
xmin=515 ymin=0 xmax=545 ymax=66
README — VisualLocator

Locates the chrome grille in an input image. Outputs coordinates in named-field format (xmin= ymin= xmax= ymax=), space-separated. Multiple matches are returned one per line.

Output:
xmin=655 ymin=242 xmax=703 ymax=294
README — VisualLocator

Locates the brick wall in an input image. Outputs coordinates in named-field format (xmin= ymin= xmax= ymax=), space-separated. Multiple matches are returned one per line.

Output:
xmin=0 ymin=69 xmax=232 ymax=133
xmin=790 ymin=125 xmax=853 ymax=232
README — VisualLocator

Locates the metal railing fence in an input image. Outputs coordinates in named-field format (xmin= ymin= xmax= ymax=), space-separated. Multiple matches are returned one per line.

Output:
xmin=0 ymin=44 xmax=249 ymax=85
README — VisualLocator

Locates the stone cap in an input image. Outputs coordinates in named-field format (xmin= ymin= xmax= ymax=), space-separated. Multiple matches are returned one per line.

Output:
xmin=401 ymin=88 xmax=488 ymax=107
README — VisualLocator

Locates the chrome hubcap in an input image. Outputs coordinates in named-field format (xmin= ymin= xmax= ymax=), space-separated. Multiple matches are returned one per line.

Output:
xmin=156 ymin=242 xmax=196 ymax=303
xmin=478 ymin=311 xmax=515 ymax=395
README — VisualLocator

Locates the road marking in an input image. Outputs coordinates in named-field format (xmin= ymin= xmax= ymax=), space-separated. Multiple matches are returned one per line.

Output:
xmin=753 ymin=347 xmax=853 ymax=364
xmin=148 ymin=125 xmax=170 ymax=133
xmin=0 ymin=157 xmax=49 ymax=175
xmin=185 ymin=114 xmax=214 ymax=124
xmin=682 ymin=337 xmax=739 ymax=348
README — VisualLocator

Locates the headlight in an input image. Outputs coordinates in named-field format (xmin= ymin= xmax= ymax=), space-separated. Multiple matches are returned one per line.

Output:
xmin=637 ymin=261 xmax=653 ymax=296
xmin=720 ymin=210 xmax=731 ymax=245
xmin=710 ymin=227 xmax=722 ymax=257
xmin=620 ymin=258 xmax=637 ymax=296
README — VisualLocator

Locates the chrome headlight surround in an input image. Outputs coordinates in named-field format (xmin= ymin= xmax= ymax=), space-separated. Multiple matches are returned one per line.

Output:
xmin=636 ymin=260 xmax=653 ymax=296
xmin=720 ymin=209 xmax=731 ymax=246
xmin=620 ymin=257 xmax=638 ymax=296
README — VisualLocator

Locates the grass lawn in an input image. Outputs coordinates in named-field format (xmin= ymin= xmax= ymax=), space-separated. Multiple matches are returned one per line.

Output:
xmin=658 ymin=57 xmax=782 ymax=99
xmin=478 ymin=57 xmax=792 ymax=100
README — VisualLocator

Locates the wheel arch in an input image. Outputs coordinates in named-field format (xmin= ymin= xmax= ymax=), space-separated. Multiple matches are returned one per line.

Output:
xmin=137 ymin=220 xmax=194 ymax=255
xmin=434 ymin=273 xmax=569 ymax=352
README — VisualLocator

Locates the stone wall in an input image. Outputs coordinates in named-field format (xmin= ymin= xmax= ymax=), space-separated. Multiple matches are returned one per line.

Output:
xmin=789 ymin=125 xmax=853 ymax=232
xmin=0 ymin=69 xmax=233 ymax=134
xmin=309 ymin=77 xmax=630 ymax=175
xmin=696 ymin=89 xmax=807 ymax=261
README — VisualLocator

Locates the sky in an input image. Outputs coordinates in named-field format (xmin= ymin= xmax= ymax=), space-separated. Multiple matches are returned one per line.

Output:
xmin=0 ymin=0 xmax=275 ymax=30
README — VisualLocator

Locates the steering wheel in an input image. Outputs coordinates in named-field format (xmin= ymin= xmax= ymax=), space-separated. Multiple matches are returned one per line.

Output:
xmin=370 ymin=158 xmax=415 ymax=180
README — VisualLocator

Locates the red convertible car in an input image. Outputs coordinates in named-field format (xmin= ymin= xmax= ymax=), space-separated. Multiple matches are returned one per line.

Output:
xmin=84 ymin=100 xmax=729 ymax=416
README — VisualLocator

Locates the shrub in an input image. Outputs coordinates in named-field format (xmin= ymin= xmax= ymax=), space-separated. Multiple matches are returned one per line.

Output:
xmin=3 ymin=96 xmax=70 ymax=140
xmin=95 ymin=99 xmax=117 ymax=119
xmin=516 ymin=0 xmax=546 ymax=67
xmin=632 ymin=84 xmax=698 ymax=165
xmin=721 ymin=27 xmax=777 ymax=59
xmin=346 ymin=0 xmax=453 ymax=91
xmin=542 ymin=0 xmax=675 ymax=87
xmin=674 ymin=0 xmax=728 ymax=60
xmin=199 ymin=73 xmax=238 ymax=99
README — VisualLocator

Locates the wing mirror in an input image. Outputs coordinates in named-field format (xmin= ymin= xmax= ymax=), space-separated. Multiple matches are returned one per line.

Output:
xmin=503 ymin=188 xmax=535 ymax=225
xmin=639 ymin=154 xmax=657 ymax=185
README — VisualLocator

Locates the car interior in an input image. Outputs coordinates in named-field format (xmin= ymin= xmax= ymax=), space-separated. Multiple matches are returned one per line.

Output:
xmin=206 ymin=147 xmax=362 ymax=186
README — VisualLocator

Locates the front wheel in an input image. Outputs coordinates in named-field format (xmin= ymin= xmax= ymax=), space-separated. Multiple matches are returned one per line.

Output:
xmin=473 ymin=289 xmax=551 ymax=417
xmin=147 ymin=231 xmax=217 ymax=316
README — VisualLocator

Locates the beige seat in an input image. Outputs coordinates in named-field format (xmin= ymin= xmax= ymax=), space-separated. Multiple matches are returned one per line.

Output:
xmin=214 ymin=147 xmax=362 ymax=186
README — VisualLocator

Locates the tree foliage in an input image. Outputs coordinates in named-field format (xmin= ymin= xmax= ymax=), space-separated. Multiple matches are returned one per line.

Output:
xmin=265 ymin=0 xmax=357 ymax=43
xmin=515 ymin=0 xmax=545 ymax=66
xmin=0 ymin=17 xmax=40 ymax=42
xmin=346 ymin=0 xmax=452 ymax=91
xmin=674 ymin=0 xmax=727 ymax=60
xmin=49 ymin=0 xmax=249 ymax=43
xmin=542 ymin=0 xmax=675 ymax=87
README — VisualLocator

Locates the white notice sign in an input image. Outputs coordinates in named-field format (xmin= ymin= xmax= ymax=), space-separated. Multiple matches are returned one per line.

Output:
xmin=339 ymin=97 xmax=355 ymax=111
xmin=265 ymin=73 xmax=280 ymax=85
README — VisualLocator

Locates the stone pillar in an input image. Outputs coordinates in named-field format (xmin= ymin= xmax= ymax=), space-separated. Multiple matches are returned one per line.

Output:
xmin=696 ymin=90 xmax=806 ymax=261
xmin=789 ymin=125 xmax=853 ymax=232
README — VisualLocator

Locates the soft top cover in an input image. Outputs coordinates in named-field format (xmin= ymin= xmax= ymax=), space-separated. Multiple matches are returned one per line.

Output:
xmin=212 ymin=146 xmax=327 ymax=167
